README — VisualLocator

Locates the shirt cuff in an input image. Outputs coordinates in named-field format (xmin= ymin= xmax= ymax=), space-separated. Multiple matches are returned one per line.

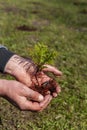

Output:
xmin=0 ymin=48 xmax=14 ymax=73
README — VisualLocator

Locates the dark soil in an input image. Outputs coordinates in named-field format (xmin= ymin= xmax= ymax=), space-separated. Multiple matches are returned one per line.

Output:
xmin=73 ymin=2 xmax=87 ymax=6
xmin=16 ymin=25 xmax=37 ymax=32
xmin=29 ymin=1 xmax=45 ymax=6
xmin=32 ymin=79 xmax=57 ymax=96
xmin=31 ymin=10 xmax=39 ymax=14
xmin=3 ymin=6 xmax=27 ymax=18
xmin=80 ymin=9 xmax=87 ymax=14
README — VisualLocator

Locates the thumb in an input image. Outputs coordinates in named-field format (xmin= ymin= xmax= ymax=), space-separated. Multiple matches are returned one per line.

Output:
xmin=23 ymin=86 xmax=44 ymax=102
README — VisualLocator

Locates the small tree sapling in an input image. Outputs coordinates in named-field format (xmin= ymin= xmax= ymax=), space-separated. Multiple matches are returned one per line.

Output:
xmin=29 ymin=42 xmax=58 ymax=96
xmin=30 ymin=42 xmax=57 ymax=71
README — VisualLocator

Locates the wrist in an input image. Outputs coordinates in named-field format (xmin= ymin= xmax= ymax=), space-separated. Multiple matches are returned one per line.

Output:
xmin=4 ymin=54 xmax=21 ymax=76
xmin=4 ymin=54 xmax=37 ymax=77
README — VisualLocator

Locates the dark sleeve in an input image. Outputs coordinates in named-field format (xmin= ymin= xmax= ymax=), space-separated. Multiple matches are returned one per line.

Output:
xmin=0 ymin=48 xmax=14 ymax=73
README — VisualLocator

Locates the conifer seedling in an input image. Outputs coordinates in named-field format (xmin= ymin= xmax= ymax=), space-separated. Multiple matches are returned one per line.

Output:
xmin=29 ymin=42 xmax=58 ymax=96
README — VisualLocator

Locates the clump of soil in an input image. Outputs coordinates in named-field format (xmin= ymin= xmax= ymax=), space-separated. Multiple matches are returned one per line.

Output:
xmin=16 ymin=25 xmax=37 ymax=32
xmin=80 ymin=9 xmax=87 ymax=14
xmin=29 ymin=1 xmax=45 ymax=6
xmin=3 ymin=6 xmax=27 ymax=15
xmin=32 ymin=79 xmax=57 ymax=96
xmin=73 ymin=2 xmax=87 ymax=6
xmin=4 ymin=6 xmax=19 ymax=13
xmin=31 ymin=10 xmax=39 ymax=14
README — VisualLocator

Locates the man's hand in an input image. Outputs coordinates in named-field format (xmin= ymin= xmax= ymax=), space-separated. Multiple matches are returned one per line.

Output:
xmin=0 ymin=80 xmax=52 ymax=111
xmin=4 ymin=55 xmax=62 ymax=97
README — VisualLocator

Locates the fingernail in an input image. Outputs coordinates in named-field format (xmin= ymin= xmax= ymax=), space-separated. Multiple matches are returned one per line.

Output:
xmin=39 ymin=95 xmax=44 ymax=101
xmin=59 ymin=88 xmax=61 ymax=93
xmin=53 ymin=93 xmax=57 ymax=97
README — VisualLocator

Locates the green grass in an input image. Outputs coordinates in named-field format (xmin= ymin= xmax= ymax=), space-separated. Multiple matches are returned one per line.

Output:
xmin=0 ymin=0 xmax=87 ymax=129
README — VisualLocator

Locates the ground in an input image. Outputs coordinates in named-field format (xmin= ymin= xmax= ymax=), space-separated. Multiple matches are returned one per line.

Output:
xmin=0 ymin=0 xmax=87 ymax=130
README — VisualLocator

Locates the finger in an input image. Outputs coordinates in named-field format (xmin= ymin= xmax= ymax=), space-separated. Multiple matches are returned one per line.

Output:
xmin=18 ymin=97 xmax=41 ymax=111
xmin=21 ymin=86 xmax=44 ymax=102
xmin=25 ymin=101 xmax=41 ymax=111
xmin=56 ymin=86 xmax=61 ymax=93
xmin=43 ymin=64 xmax=62 ymax=76
xmin=52 ymin=93 xmax=58 ymax=97
xmin=53 ymin=85 xmax=61 ymax=97
xmin=52 ymin=85 xmax=61 ymax=97
xmin=39 ymin=95 xmax=52 ymax=111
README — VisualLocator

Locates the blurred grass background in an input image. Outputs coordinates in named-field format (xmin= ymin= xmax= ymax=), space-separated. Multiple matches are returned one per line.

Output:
xmin=0 ymin=0 xmax=87 ymax=130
